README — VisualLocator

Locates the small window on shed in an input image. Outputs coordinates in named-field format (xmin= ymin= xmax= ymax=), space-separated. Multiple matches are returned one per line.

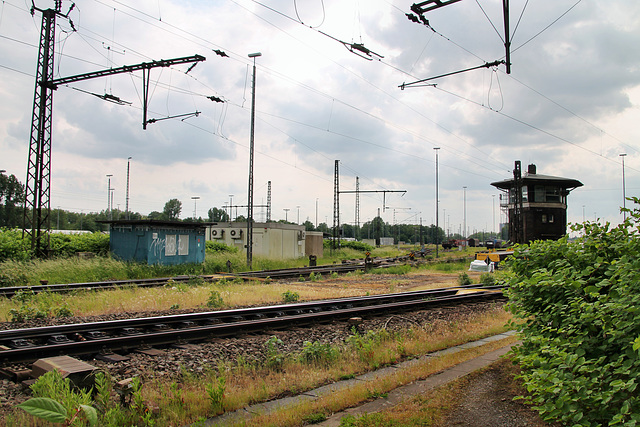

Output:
xmin=178 ymin=235 xmax=189 ymax=256
xmin=166 ymin=235 xmax=177 ymax=256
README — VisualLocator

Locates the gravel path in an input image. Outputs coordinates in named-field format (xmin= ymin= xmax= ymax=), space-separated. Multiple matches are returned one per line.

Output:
xmin=439 ymin=358 xmax=553 ymax=427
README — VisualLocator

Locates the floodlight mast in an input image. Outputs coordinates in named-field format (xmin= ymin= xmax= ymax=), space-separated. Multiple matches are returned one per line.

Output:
xmin=247 ymin=52 xmax=261 ymax=268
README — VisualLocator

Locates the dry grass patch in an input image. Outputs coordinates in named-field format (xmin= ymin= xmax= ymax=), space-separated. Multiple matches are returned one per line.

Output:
xmin=137 ymin=306 xmax=512 ymax=426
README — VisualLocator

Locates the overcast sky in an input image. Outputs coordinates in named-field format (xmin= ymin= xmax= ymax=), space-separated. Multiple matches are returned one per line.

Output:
xmin=1 ymin=0 xmax=638 ymax=236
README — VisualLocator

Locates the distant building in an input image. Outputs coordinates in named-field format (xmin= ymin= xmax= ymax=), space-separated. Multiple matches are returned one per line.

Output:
xmin=491 ymin=162 xmax=583 ymax=244
xmin=207 ymin=222 xmax=306 ymax=259
xmin=101 ymin=220 xmax=208 ymax=265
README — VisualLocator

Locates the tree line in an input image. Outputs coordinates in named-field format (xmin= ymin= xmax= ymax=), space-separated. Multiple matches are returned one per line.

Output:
xmin=1 ymin=173 xmax=502 ymax=243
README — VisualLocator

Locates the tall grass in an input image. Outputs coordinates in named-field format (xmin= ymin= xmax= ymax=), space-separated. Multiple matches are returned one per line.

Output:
xmin=0 ymin=244 xmax=421 ymax=288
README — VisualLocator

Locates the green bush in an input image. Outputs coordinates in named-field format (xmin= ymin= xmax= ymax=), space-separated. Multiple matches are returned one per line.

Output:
xmin=0 ymin=229 xmax=109 ymax=262
xmin=457 ymin=272 xmax=472 ymax=286
xmin=479 ymin=272 xmax=495 ymax=286
xmin=282 ymin=290 xmax=299 ymax=303
xmin=0 ymin=228 xmax=31 ymax=262
xmin=322 ymin=240 xmax=374 ymax=252
xmin=506 ymin=197 xmax=640 ymax=426
xmin=205 ymin=241 xmax=238 ymax=253
xmin=206 ymin=290 xmax=225 ymax=308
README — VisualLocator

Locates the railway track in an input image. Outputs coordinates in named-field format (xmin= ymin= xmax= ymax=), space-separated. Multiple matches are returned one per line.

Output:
xmin=0 ymin=255 xmax=423 ymax=298
xmin=0 ymin=284 xmax=503 ymax=366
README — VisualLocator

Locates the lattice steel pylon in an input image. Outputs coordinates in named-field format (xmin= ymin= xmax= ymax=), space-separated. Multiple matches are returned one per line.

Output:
xmin=266 ymin=180 xmax=272 ymax=222
xmin=332 ymin=160 xmax=340 ymax=252
xmin=22 ymin=4 xmax=204 ymax=257
xmin=23 ymin=6 xmax=59 ymax=257
xmin=354 ymin=176 xmax=360 ymax=240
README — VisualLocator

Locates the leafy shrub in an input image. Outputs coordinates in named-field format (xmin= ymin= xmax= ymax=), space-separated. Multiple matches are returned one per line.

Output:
xmin=0 ymin=229 xmax=109 ymax=262
xmin=205 ymin=241 xmax=238 ymax=253
xmin=479 ymin=272 xmax=495 ymax=286
xmin=457 ymin=272 xmax=472 ymax=286
xmin=206 ymin=290 xmax=224 ymax=308
xmin=506 ymin=197 xmax=640 ymax=426
xmin=341 ymin=240 xmax=374 ymax=252
xmin=322 ymin=240 xmax=374 ymax=252
xmin=0 ymin=228 xmax=31 ymax=262
xmin=282 ymin=290 xmax=299 ymax=303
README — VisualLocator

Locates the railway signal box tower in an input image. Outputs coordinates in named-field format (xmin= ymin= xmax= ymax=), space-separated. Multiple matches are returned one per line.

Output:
xmin=491 ymin=162 xmax=583 ymax=244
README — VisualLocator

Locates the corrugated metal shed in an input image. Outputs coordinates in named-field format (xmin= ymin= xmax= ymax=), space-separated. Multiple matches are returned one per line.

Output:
xmin=100 ymin=220 xmax=210 ymax=265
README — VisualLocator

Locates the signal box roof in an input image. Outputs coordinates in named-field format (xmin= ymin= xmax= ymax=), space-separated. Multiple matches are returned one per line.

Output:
xmin=491 ymin=172 xmax=583 ymax=191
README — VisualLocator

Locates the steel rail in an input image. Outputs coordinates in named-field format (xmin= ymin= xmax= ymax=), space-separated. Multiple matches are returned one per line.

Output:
xmin=0 ymin=286 xmax=503 ymax=364
xmin=0 ymin=284 xmax=503 ymax=341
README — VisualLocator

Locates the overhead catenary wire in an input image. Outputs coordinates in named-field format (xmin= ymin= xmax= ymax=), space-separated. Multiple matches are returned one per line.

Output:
xmin=2 ymin=0 xmax=634 ymax=210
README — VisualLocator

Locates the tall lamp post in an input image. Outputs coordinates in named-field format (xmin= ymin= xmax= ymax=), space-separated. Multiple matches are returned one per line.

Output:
xmin=434 ymin=147 xmax=440 ymax=258
xmin=620 ymin=153 xmax=627 ymax=221
xmin=247 ymin=52 xmax=261 ymax=268
xmin=463 ymin=186 xmax=467 ymax=240
xmin=106 ymin=174 xmax=113 ymax=220
xmin=126 ymin=157 xmax=132 ymax=219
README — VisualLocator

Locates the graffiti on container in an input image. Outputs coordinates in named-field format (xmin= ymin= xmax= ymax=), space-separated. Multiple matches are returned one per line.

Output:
xmin=150 ymin=236 xmax=166 ymax=257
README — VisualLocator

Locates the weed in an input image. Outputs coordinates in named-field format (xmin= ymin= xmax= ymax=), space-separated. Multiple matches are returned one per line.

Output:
xmin=188 ymin=276 xmax=205 ymax=287
xmin=339 ymin=373 xmax=356 ymax=380
xmin=9 ymin=305 xmax=48 ymax=322
xmin=347 ymin=328 xmax=391 ymax=365
xmin=282 ymin=290 xmax=299 ymax=303
xmin=94 ymin=371 xmax=112 ymax=413
xmin=298 ymin=275 xmax=306 ymax=282
xmin=205 ymin=377 xmax=226 ymax=413
xmin=206 ymin=290 xmax=224 ymax=308
xmin=265 ymin=336 xmax=285 ymax=370
xmin=170 ymin=303 xmax=180 ymax=310
xmin=303 ymin=412 xmax=328 ymax=424
xmin=371 ymin=265 xmax=411 ymax=275
xmin=299 ymin=340 xmax=339 ymax=367
xmin=309 ymin=272 xmax=322 ymax=282
xmin=54 ymin=305 xmax=73 ymax=318
xmin=479 ymin=272 xmax=496 ymax=286
xmin=129 ymin=377 xmax=154 ymax=426
xmin=366 ymin=389 xmax=389 ymax=399
xmin=29 ymin=370 xmax=94 ymax=420
xmin=18 ymin=397 xmax=98 ymax=426
xmin=457 ymin=272 xmax=472 ymax=286
xmin=331 ymin=272 xmax=339 ymax=279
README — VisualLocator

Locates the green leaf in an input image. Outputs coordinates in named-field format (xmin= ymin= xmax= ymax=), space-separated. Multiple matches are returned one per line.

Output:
xmin=80 ymin=404 xmax=98 ymax=426
xmin=17 ymin=397 xmax=67 ymax=423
